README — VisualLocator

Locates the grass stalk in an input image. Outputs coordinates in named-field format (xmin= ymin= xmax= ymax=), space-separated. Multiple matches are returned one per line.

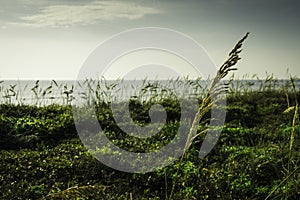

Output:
xmin=168 ymin=32 xmax=249 ymax=200
xmin=289 ymin=76 xmax=298 ymax=152
xmin=268 ymin=76 xmax=299 ymax=199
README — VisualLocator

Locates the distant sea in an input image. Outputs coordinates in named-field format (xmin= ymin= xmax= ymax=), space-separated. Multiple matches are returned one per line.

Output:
xmin=0 ymin=79 xmax=299 ymax=105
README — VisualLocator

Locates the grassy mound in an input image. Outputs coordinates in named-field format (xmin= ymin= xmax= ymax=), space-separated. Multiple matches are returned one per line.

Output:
xmin=1 ymin=88 xmax=300 ymax=199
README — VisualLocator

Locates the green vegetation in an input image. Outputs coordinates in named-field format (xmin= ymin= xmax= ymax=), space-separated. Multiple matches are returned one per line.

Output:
xmin=1 ymin=33 xmax=300 ymax=199
xmin=0 ymin=81 xmax=299 ymax=199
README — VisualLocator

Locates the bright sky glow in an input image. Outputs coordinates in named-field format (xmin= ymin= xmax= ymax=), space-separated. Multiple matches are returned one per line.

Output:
xmin=103 ymin=49 xmax=200 ymax=80
xmin=0 ymin=0 xmax=299 ymax=80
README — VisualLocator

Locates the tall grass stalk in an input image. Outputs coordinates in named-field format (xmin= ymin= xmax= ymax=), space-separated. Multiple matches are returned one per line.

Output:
xmin=167 ymin=32 xmax=249 ymax=200
xmin=288 ymin=76 xmax=299 ymax=152
xmin=266 ymin=76 xmax=299 ymax=200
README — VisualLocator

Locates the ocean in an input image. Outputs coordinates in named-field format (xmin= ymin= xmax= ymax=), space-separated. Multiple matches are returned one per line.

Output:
xmin=0 ymin=79 xmax=299 ymax=105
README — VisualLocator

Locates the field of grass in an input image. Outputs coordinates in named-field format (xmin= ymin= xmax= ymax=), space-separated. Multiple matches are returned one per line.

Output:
xmin=0 ymin=76 xmax=300 ymax=200
xmin=1 ymin=34 xmax=300 ymax=199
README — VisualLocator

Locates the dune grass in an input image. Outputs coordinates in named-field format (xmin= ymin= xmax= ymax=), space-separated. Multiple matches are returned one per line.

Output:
xmin=1 ymin=33 xmax=300 ymax=199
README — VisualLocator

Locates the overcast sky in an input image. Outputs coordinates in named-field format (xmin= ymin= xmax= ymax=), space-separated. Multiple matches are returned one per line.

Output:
xmin=0 ymin=0 xmax=299 ymax=80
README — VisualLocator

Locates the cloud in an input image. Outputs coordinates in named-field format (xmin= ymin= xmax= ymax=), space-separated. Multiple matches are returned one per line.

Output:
xmin=17 ymin=1 xmax=163 ymax=27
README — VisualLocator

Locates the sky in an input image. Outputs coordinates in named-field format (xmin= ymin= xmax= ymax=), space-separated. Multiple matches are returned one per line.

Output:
xmin=0 ymin=0 xmax=300 ymax=80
